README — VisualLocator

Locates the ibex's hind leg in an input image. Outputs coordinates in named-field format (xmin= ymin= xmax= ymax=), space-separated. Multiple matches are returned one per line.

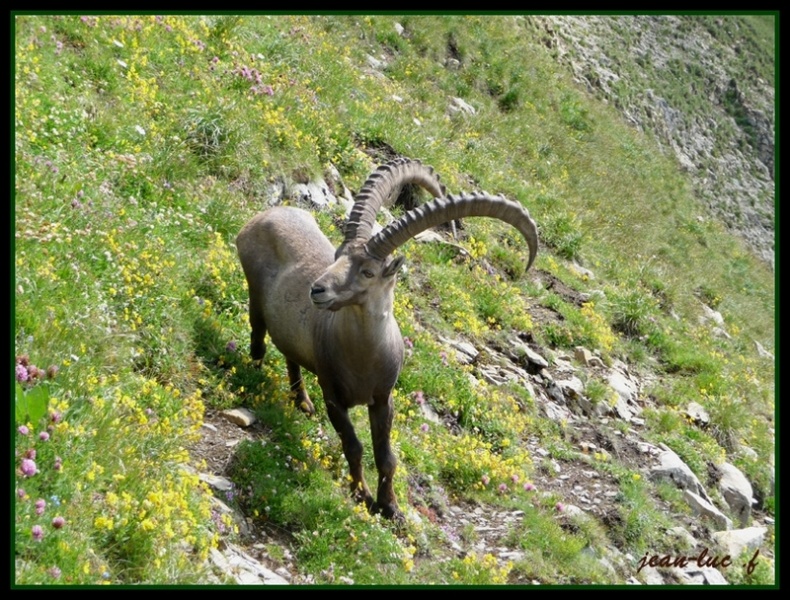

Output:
xmin=325 ymin=399 xmax=374 ymax=510
xmin=248 ymin=286 xmax=267 ymax=361
xmin=369 ymin=394 xmax=402 ymax=520
xmin=286 ymin=360 xmax=315 ymax=415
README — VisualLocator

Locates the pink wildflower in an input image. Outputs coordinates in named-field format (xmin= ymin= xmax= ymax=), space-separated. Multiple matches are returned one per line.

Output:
xmin=32 ymin=525 xmax=44 ymax=542
xmin=52 ymin=516 xmax=65 ymax=529
xmin=21 ymin=458 xmax=37 ymax=477
xmin=35 ymin=499 xmax=46 ymax=515
xmin=17 ymin=425 xmax=29 ymax=436
xmin=16 ymin=364 xmax=29 ymax=383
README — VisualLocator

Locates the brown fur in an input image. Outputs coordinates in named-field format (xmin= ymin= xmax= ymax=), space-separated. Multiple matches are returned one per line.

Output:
xmin=237 ymin=207 xmax=406 ymax=518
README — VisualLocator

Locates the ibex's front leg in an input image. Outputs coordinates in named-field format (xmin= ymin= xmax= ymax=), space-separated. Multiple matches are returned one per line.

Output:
xmin=369 ymin=393 xmax=401 ymax=520
xmin=324 ymin=395 xmax=374 ymax=510
xmin=286 ymin=360 xmax=315 ymax=416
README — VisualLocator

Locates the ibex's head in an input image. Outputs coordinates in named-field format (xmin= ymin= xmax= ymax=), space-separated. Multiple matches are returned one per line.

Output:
xmin=309 ymin=242 xmax=405 ymax=312
xmin=310 ymin=158 xmax=539 ymax=312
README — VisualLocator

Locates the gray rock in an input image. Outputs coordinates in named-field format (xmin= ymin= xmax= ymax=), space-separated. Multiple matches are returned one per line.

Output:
xmin=639 ymin=565 xmax=666 ymax=585
xmin=479 ymin=366 xmax=509 ymax=386
xmin=684 ymin=401 xmax=710 ymax=427
xmin=610 ymin=394 xmax=633 ymax=422
xmin=718 ymin=462 xmax=754 ymax=527
xmin=287 ymin=180 xmax=337 ymax=208
xmin=450 ymin=97 xmax=476 ymax=115
xmin=755 ymin=341 xmax=774 ymax=359
xmin=667 ymin=526 xmax=698 ymax=549
xmin=221 ymin=408 xmax=257 ymax=428
xmin=588 ymin=356 xmax=606 ymax=368
xmin=650 ymin=445 xmax=712 ymax=502
xmin=199 ymin=473 xmax=234 ymax=491
xmin=209 ymin=545 xmax=289 ymax=585
xmin=700 ymin=567 xmax=729 ymax=585
xmin=608 ymin=370 xmax=638 ymax=405
xmin=414 ymin=229 xmax=445 ymax=244
xmin=574 ymin=346 xmax=594 ymax=365
xmin=674 ymin=565 xmax=728 ymax=585
xmin=440 ymin=336 xmax=478 ymax=364
xmin=712 ymin=526 xmax=766 ymax=559
xmin=569 ymin=261 xmax=595 ymax=280
xmin=557 ymin=375 xmax=584 ymax=398
xmin=542 ymin=400 xmax=573 ymax=423
xmin=523 ymin=345 xmax=549 ymax=368
xmin=568 ymin=393 xmax=607 ymax=418
xmin=264 ymin=178 xmax=287 ymax=207
xmin=638 ymin=442 xmax=660 ymax=455
xmin=325 ymin=164 xmax=354 ymax=209
xmin=700 ymin=303 xmax=725 ymax=327
xmin=365 ymin=54 xmax=385 ymax=70
xmin=419 ymin=401 xmax=443 ymax=425
xmin=559 ymin=504 xmax=586 ymax=518
xmin=208 ymin=495 xmax=252 ymax=536
xmin=683 ymin=490 xmax=733 ymax=531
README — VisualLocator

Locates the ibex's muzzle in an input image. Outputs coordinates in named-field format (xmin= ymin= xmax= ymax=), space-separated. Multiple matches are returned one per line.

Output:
xmin=310 ymin=284 xmax=333 ymax=309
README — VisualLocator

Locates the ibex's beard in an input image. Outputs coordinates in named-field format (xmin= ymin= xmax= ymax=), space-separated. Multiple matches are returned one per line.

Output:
xmin=311 ymin=298 xmax=333 ymax=309
xmin=311 ymin=290 xmax=345 ymax=311
xmin=312 ymin=298 xmax=343 ymax=312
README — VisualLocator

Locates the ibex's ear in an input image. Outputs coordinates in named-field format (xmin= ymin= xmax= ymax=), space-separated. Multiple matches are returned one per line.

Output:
xmin=382 ymin=255 xmax=405 ymax=278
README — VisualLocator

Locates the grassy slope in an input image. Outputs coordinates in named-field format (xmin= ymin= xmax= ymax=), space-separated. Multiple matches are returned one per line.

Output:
xmin=14 ymin=14 xmax=774 ymax=585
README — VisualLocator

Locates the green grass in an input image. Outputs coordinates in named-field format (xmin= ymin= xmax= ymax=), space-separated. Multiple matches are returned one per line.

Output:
xmin=14 ymin=14 xmax=773 ymax=585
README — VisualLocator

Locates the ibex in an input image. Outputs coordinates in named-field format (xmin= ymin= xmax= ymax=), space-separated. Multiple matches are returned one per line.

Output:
xmin=236 ymin=158 xmax=538 ymax=519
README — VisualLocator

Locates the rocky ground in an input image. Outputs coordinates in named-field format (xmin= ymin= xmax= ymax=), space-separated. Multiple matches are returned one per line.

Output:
xmin=189 ymin=306 xmax=773 ymax=585
xmin=534 ymin=15 xmax=775 ymax=268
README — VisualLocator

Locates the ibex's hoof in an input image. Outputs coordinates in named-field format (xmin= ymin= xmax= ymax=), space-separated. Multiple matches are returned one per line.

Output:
xmin=297 ymin=397 xmax=315 ymax=416
xmin=250 ymin=343 xmax=266 ymax=362
xmin=352 ymin=488 xmax=375 ymax=511
xmin=373 ymin=501 xmax=403 ymax=521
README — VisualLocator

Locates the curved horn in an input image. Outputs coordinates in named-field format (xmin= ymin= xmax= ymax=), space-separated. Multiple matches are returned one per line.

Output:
xmin=344 ymin=158 xmax=446 ymax=245
xmin=365 ymin=193 xmax=539 ymax=271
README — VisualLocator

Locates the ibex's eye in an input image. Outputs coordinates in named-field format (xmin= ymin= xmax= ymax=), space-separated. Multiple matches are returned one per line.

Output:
xmin=362 ymin=269 xmax=375 ymax=279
